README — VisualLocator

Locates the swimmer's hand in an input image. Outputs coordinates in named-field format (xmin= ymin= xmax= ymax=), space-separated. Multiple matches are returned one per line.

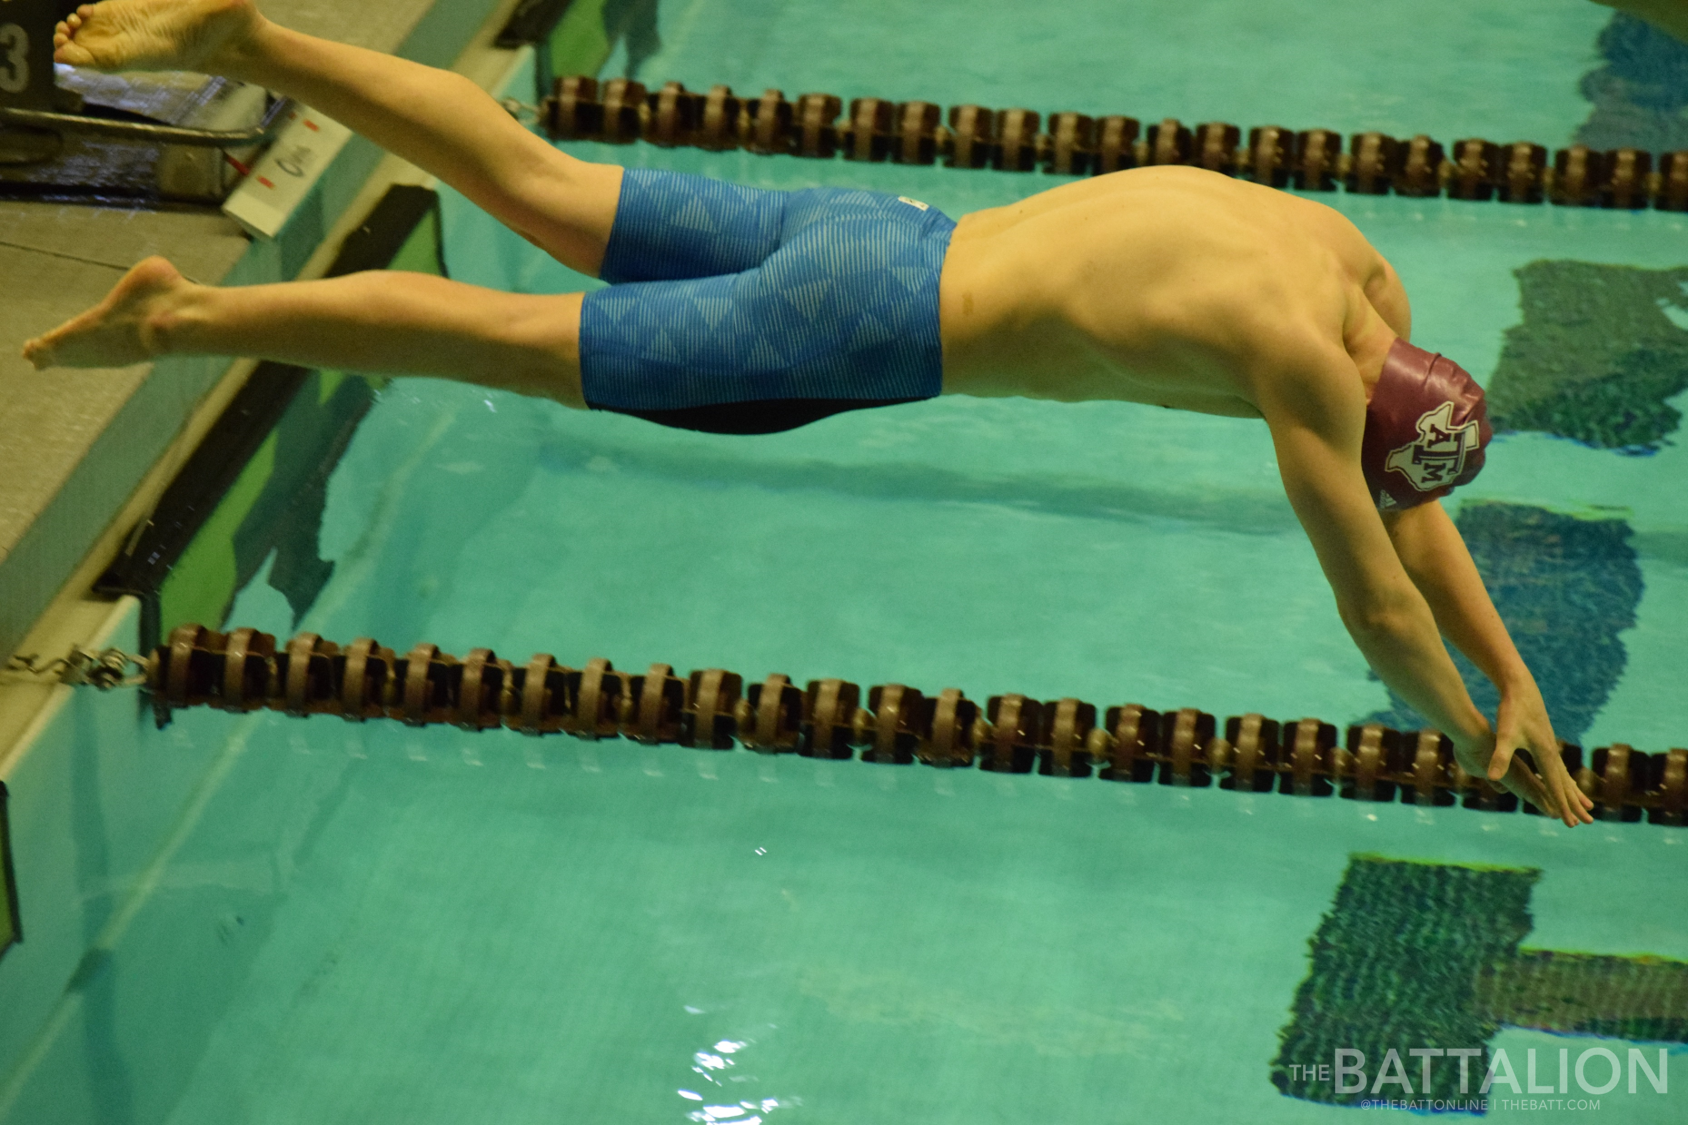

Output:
xmin=1463 ymin=681 xmax=1595 ymax=828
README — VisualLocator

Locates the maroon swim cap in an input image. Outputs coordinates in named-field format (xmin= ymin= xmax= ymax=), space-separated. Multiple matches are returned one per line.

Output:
xmin=1359 ymin=339 xmax=1492 ymax=511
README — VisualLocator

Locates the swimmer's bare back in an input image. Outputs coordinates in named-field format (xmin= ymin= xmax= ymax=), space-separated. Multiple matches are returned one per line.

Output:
xmin=938 ymin=166 xmax=1403 ymax=415
xmin=26 ymin=0 xmax=1593 ymax=827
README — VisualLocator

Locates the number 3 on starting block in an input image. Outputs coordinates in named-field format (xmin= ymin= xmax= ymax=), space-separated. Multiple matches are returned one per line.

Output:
xmin=0 ymin=0 xmax=57 ymax=110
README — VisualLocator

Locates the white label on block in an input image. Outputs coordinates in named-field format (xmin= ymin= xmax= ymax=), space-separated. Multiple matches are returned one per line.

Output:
xmin=222 ymin=104 xmax=353 ymax=239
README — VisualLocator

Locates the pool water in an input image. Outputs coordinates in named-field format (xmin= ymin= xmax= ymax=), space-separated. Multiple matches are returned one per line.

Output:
xmin=55 ymin=703 xmax=1688 ymax=1124
xmin=5 ymin=1 xmax=1688 ymax=1121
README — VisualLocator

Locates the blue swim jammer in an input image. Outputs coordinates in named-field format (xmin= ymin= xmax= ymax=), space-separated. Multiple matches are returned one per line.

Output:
xmin=579 ymin=169 xmax=957 ymax=433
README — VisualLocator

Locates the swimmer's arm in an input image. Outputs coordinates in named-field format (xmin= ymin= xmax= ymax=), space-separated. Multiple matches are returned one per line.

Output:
xmin=1256 ymin=341 xmax=1568 ymax=822
xmin=1381 ymin=502 xmax=1594 ymax=823
xmin=1379 ymin=502 xmax=1523 ymax=690
xmin=1257 ymin=352 xmax=1485 ymax=747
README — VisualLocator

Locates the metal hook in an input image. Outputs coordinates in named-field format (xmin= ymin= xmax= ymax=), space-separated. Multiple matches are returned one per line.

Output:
xmin=5 ymin=647 xmax=144 ymax=690
xmin=500 ymin=97 xmax=542 ymax=127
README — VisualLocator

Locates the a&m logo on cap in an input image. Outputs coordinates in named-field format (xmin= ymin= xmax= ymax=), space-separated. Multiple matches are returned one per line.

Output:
xmin=1384 ymin=401 xmax=1482 ymax=495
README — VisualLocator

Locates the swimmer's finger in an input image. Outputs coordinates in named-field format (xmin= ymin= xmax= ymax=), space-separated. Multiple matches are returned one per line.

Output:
xmin=1542 ymin=764 xmax=1591 ymax=827
xmin=1486 ymin=741 xmax=1516 ymax=781
xmin=1563 ymin=772 xmax=1595 ymax=826
xmin=1550 ymin=774 xmax=1577 ymax=827
xmin=1533 ymin=742 xmax=1594 ymax=825
xmin=1508 ymin=763 xmax=1555 ymax=821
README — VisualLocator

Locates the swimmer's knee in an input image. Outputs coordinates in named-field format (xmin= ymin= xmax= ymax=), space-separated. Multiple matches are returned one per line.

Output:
xmin=508 ymin=292 xmax=586 ymax=406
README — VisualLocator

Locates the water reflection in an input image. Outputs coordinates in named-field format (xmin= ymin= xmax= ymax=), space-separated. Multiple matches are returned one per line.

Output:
xmin=677 ymin=1038 xmax=799 ymax=1122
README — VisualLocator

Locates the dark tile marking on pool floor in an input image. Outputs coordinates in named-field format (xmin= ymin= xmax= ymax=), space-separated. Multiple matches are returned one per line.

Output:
xmin=1577 ymin=13 xmax=1688 ymax=156
xmin=1488 ymin=260 xmax=1688 ymax=454
xmin=1365 ymin=503 xmax=1641 ymax=747
xmin=1272 ymin=856 xmax=1688 ymax=1108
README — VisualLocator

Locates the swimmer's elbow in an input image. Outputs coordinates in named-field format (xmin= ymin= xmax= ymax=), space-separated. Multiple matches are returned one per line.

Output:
xmin=1335 ymin=588 xmax=1420 ymax=645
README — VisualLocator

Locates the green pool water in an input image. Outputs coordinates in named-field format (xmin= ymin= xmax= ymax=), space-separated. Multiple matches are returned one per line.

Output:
xmin=34 ymin=703 xmax=1688 ymax=1124
xmin=3 ymin=1 xmax=1687 ymax=1121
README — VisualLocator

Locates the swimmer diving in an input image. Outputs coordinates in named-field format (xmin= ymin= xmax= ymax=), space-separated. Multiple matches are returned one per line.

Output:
xmin=23 ymin=0 xmax=1596 ymax=826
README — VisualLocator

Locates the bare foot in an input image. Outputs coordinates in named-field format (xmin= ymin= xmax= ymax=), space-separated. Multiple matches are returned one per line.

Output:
xmin=53 ymin=0 xmax=263 ymax=74
xmin=22 ymin=257 xmax=194 ymax=370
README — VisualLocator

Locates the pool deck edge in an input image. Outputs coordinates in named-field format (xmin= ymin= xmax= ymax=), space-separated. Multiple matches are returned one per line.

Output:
xmin=0 ymin=0 xmax=520 ymax=668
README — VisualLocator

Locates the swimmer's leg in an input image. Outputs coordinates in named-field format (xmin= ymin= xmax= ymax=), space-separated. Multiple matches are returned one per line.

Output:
xmin=21 ymin=257 xmax=586 ymax=405
xmin=54 ymin=0 xmax=620 ymax=274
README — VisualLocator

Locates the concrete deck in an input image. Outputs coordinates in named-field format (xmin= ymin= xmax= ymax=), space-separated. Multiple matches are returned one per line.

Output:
xmin=0 ymin=0 xmax=510 ymax=664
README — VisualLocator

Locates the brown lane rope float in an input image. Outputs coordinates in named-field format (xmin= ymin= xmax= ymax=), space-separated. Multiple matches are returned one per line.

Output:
xmin=534 ymin=76 xmax=1688 ymax=210
xmin=146 ymin=624 xmax=1687 ymax=827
